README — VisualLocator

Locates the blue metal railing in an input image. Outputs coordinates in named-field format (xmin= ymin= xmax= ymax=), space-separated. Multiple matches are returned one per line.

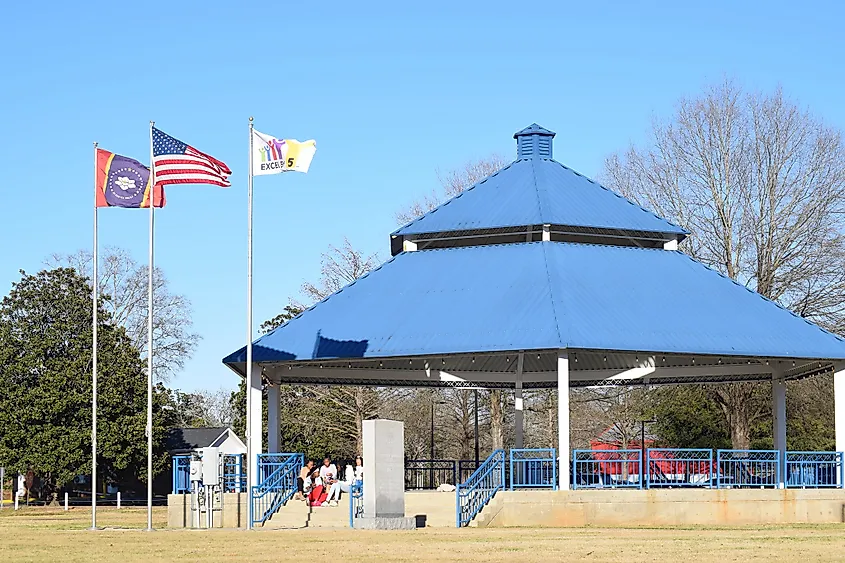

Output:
xmin=172 ymin=455 xmax=192 ymax=494
xmin=573 ymin=449 xmax=642 ymax=489
xmin=171 ymin=453 xmax=247 ymax=494
xmin=647 ymin=448 xmax=713 ymax=488
xmin=223 ymin=454 xmax=246 ymax=492
xmin=717 ymin=450 xmax=780 ymax=488
xmin=348 ymin=481 xmax=364 ymax=527
xmin=786 ymin=452 xmax=844 ymax=488
xmin=509 ymin=449 xmax=556 ymax=490
xmin=456 ymin=449 xmax=505 ymax=527
xmin=251 ymin=453 xmax=304 ymax=527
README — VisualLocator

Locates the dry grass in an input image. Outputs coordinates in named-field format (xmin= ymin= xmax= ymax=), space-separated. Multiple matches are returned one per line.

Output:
xmin=1 ymin=507 xmax=844 ymax=562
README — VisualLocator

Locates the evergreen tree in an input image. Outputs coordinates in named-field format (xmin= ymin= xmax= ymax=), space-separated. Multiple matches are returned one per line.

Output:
xmin=0 ymin=268 xmax=174 ymax=497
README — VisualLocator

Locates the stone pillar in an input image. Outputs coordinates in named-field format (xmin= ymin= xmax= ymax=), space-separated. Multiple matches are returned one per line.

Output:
xmin=772 ymin=368 xmax=787 ymax=488
xmin=363 ymin=419 xmax=405 ymax=518
xmin=514 ymin=353 xmax=524 ymax=449
xmin=557 ymin=351 xmax=570 ymax=490
xmin=267 ymin=385 xmax=281 ymax=453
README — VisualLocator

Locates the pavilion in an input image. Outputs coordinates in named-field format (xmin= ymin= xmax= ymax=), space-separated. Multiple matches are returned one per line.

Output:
xmin=224 ymin=123 xmax=845 ymax=491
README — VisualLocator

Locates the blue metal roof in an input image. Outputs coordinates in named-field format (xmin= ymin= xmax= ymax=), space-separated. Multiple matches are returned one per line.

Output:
xmin=223 ymin=242 xmax=845 ymax=365
xmin=392 ymin=158 xmax=688 ymax=238
xmin=514 ymin=123 xmax=556 ymax=138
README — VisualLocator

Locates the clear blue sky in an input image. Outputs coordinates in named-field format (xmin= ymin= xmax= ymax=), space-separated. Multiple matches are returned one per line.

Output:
xmin=2 ymin=1 xmax=844 ymax=393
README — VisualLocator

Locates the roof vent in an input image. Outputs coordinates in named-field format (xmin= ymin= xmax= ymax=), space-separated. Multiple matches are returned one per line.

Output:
xmin=514 ymin=123 xmax=555 ymax=160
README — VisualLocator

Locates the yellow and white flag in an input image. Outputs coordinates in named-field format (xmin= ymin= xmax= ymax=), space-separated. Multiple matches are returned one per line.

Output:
xmin=252 ymin=129 xmax=316 ymax=175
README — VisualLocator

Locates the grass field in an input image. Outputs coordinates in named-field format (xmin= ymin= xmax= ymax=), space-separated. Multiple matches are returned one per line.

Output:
xmin=1 ymin=507 xmax=844 ymax=562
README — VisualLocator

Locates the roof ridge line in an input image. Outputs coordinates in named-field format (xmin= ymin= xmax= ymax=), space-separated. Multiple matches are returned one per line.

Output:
xmin=540 ymin=241 xmax=566 ymax=349
xmin=531 ymin=158 xmax=543 ymax=225
xmin=550 ymin=160 xmax=690 ymax=236
xmin=677 ymin=252 xmax=845 ymax=346
xmin=390 ymin=160 xmax=518 ymax=237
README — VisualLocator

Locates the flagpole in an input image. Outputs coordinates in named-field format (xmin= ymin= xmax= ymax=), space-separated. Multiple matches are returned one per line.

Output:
xmin=91 ymin=141 xmax=99 ymax=530
xmin=147 ymin=121 xmax=155 ymax=532
xmin=246 ymin=116 xmax=255 ymax=530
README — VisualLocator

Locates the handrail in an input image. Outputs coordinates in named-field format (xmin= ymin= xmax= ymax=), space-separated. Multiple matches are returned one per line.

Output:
xmin=172 ymin=455 xmax=192 ymax=494
xmin=509 ymin=448 xmax=556 ymax=490
xmin=573 ymin=449 xmax=641 ymax=490
xmin=456 ymin=449 xmax=505 ymax=527
xmin=573 ymin=448 xmax=844 ymax=490
xmin=717 ymin=449 xmax=780 ymax=489
xmin=785 ymin=451 xmax=844 ymax=489
xmin=171 ymin=453 xmax=247 ymax=494
xmin=646 ymin=448 xmax=713 ymax=488
xmin=348 ymin=481 xmax=364 ymax=528
xmin=251 ymin=453 xmax=304 ymax=526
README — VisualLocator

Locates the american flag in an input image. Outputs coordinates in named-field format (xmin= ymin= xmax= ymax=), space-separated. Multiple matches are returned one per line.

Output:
xmin=152 ymin=127 xmax=231 ymax=187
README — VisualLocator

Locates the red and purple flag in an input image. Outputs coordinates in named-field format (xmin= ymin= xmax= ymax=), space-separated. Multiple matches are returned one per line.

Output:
xmin=152 ymin=127 xmax=231 ymax=187
xmin=95 ymin=149 xmax=165 ymax=208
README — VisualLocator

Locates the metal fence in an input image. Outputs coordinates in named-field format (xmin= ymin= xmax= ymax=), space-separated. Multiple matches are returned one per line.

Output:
xmin=646 ymin=448 xmax=713 ymax=488
xmin=573 ymin=449 xmax=642 ymax=489
xmin=786 ymin=451 xmax=844 ymax=488
xmin=405 ymin=460 xmax=457 ymax=490
xmin=251 ymin=453 xmax=303 ymax=527
xmin=509 ymin=449 xmax=556 ymax=490
xmin=171 ymin=453 xmax=246 ymax=494
xmin=717 ymin=450 xmax=780 ymax=488
xmin=348 ymin=481 xmax=364 ymax=528
xmin=172 ymin=455 xmax=192 ymax=494
xmin=456 ymin=450 xmax=505 ymax=527
xmin=458 ymin=460 xmax=481 ymax=484
xmin=222 ymin=454 xmax=245 ymax=492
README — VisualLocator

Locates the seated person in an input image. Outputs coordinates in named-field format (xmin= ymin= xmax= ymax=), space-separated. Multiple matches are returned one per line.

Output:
xmin=327 ymin=460 xmax=356 ymax=505
xmin=328 ymin=456 xmax=364 ymax=506
xmin=319 ymin=457 xmax=337 ymax=482
xmin=307 ymin=469 xmax=329 ymax=506
xmin=354 ymin=456 xmax=364 ymax=483
xmin=294 ymin=460 xmax=314 ymax=501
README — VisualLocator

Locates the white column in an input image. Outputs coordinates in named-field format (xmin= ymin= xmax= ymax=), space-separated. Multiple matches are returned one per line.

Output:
xmin=267 ymin=384 xmax=281 ymax=453
xmin=557 ymin=350 xmax=570 ymax=490
xmin=772 ymin=367 xmax=786 ymax=488
xmin=514 ymin=353 xmax=524 ymax=449
xmin=835 ymin=363 xmax=845 ymax=456
xmin=247 ymin=364 xmax=263 ymax=483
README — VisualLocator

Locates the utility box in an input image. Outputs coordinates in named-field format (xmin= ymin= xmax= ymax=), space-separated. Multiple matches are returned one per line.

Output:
xmin=201 ymin=447 xmax=220 ymax=484
xmin=189 ymin=459 xmax=203 ymax=483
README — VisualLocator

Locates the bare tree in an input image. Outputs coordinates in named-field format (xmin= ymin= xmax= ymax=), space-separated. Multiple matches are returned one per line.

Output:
xmin=297 ymin=238 xmax=381 ymax=307
xmin=286 ymin=237 xmax=387 ymax=453
xmin=602 ymin=81 xmax=845 ymax=448
xmin=47 ymin=247 xmax=200 ymax=382
xmin=395 ymin=155 xmax=508 ymax=225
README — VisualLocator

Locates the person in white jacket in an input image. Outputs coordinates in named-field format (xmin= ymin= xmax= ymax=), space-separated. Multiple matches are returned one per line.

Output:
xmin=327 ymin=457 xmax=363 ymax=505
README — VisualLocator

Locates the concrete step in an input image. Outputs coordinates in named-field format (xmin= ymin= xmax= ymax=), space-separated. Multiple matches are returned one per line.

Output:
xmin=262 ymin=498 xmax=348 ymax=529
xmin=262 ymin=491 xmax=457 ymax=529
xmin=470 ymin=495 xmax=503 ymax=528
